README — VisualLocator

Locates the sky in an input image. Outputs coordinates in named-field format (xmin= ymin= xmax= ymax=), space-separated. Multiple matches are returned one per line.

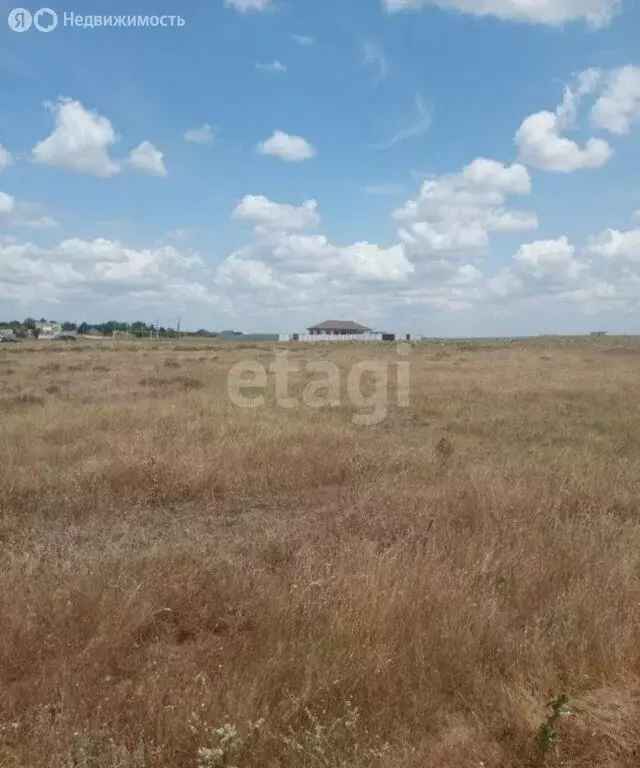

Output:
xmin=1 ymin=0 xmax=640 ymax=335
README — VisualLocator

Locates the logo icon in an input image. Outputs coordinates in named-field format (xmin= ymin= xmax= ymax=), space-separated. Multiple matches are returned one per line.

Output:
xmin=8 ymin=7 xmax=32 ymax=31
xmin=34 ymin=7 xmax=57 ymax=31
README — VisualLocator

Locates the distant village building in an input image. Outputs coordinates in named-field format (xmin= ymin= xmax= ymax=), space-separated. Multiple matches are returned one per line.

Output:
xmin=307 ymin=320 xmax=373 ymax=337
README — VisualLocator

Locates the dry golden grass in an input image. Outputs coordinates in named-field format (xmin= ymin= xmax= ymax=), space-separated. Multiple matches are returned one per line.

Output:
xmin=1 ymin=336 xmax=640 ymax=767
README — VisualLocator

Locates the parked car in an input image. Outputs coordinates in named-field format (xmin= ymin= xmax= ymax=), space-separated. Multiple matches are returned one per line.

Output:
xmin=0 ymin=335 xmax=18 ymax=343
xmin=51 ymin=333 xmax=77 ymax=341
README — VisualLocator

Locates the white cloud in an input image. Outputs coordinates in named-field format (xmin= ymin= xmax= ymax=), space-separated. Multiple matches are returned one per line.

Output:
xmin=360 ymin=39 xmax=389 ymax=82
xmin=0 ymin=192 xmax=16 ymax=215
xmin=341 ymin=242 xmax=414 ymax=281
xmin=462 ymin=156 xmax=532 ymax=195
xmin=480 ymin=227 xmax=640 ymax=312
xmin=292 ymin=34 xmax=315 ymax=45
xmin=586 ymin=228 xmax=640 ymax=261
xmin=0 ymin=236 xmax=222 ymax=307
xmin=484 ymin=209 xmax=539 ymax=233
xmin=0 ymin=144 xmax=12 ymax=172
xmin=256 ymin=60 xmax=287 ymax=73
xmin=184 ymin=124 xmax=216 ymax=144
xmin=516 ymin=112 xmax=612 ymax=172
xmin=217 ymin=194 xmax=415 ymax=312
xmin=233 ymin=195 xmax=320 ymax=232
xmin=382 ymin=0 xmax=620 ymax=28
xmin=31 ymin=98 xmax=121 ymax=178
xmin=224 ymin=0 xmax=273 ymax=12
xmin=591 ymin=66 xmax=640 ymax=135
xmin=512 ymin=237 xmax=586 ymax=284
xmin=515 ymin=72 xmax=613 ymax=172
xmin=255 ymin=130 xmax=316 ymax=162
xmin=371 ymin=92 xmax=432 ymax=150
xmin=393 ymin=157 xmax=537 ymax=259
xmin=218 ymin=255 xmax=279 ymax=288
xmin=127 ymin=141 xmax=167 ymax=177
xmin=218 ymin=232 xmax=414 ymax=290
xmin=55 ymin=238 xmax=130 ymax=263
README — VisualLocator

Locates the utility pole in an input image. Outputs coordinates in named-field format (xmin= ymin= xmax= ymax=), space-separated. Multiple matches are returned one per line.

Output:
xmin=177 ymin=316 xmax=181 ymax=339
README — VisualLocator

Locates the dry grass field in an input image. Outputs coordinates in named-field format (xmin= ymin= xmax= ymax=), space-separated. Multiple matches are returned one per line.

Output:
xmin=1 ymin=336 xmax=640 ymax=767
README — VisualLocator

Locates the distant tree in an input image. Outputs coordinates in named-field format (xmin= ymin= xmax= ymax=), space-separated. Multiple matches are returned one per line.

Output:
xmin=131 ymin=321 xmax=150 ymax=336
xmin=61 ymin=322 xmax=77 ymax=331
xmin=77 ymin=322 xmax=90 ymax=335
xmin=39 ymin=317 xmax=47 ymax=323
xmin=23 ymin=318 xmax=36 ymax=330
xmin=31 ymin=328 xmax=41 ymax=339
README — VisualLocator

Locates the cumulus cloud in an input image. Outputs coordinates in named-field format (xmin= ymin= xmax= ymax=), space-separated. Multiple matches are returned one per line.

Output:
xmin=31 ymin=98 xmax=121 ymax=177
xmin=255 ymin=130 xmax=316 ymax=162
xmin=382 ymin=0 xmax=620 ymax=28
xmin=340 ymin=242 xmax=413 ymax=281
xmin=516 ymin=112 xmax=612 ymax=172
xmin=512 ymin=237 xmax=586 ymax=284
xmin=217 ymin=194 xmax=415 ymax=312
xmin=233 ymin=195 xmax=321 ymax=232
xmin=127 ymin=141 xmax=167 ymax=177
xmin=184 ymin=124 xmax=216 ymax=144
xmin=0 ymin=236 xmax=222 ymax=307
xmin=393 ymin=157 xmax=537 ymax=260
xmin=515 ymin=71 xmax=613 ymax=172
xmin=479 ymin=227 xmax=640 ymax=313
xmin=591 ymin=65 xmax=640 ymax=135
xmin=30 ymin=98 xmax=167 ymax=179
xmin=586 ymin=227 xmax=640 ymax=261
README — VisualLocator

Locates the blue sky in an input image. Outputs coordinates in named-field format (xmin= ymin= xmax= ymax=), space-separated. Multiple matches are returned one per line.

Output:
xmin=1 ymin=0 xmax=640 ymax=335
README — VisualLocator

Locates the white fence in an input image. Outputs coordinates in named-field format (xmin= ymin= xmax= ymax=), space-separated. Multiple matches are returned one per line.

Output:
xmin=278 ymin=333 xmax=424 ymax=342
xmin=281 ymin=333 xmax=385 ymax=342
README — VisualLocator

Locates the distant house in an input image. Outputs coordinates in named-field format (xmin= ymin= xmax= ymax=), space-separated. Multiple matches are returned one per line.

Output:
xmin=307 ymin=320 xmax=373 ymax=337
xmin=217 ymin=330 xmax=243 ymax=338
xmin=37 ymin=322 xmax=61 ymax=337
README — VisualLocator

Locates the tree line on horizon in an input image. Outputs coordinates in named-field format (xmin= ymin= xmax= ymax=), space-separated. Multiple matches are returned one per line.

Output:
xmin=0 ymin=319 xmax=217 ymax=338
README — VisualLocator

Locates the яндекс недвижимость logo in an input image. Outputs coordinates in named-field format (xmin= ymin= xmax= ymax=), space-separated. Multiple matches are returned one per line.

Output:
xmin=8 ymin=7 xmax=58 ymax=31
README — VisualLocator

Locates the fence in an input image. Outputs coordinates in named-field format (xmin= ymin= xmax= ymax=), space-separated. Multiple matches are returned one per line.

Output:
xmin=284 ymin=333 xmax=386 ymax=342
